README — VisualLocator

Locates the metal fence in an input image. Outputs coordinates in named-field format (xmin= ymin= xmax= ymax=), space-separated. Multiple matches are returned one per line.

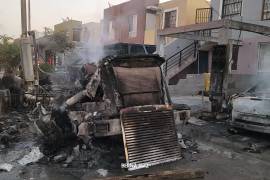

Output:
xmin=0 ymin=92 xmax=53 ymax=110
xmin=195 ymin=8 xmax=213 ymax=24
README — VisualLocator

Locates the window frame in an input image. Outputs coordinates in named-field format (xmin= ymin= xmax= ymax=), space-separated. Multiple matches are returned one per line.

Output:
xmin=231 ymin=45 xmax=240 ymax=71
xmin=128 ymin=14 xmax=138 ymax=38
xmin=72 ymin=28 xmax=81 ymax=42
xmin=262 ymin=0 xmax=270 ymax=20
xmin=162 ymin=7 xmax=178 ymax=29
xmin=222 ymin=0 xmax=243 ymax=18
xmin=258 ymin=42 xmax=270 ymax=72
xmin=108 ymin=21 xmax=115 ymax=40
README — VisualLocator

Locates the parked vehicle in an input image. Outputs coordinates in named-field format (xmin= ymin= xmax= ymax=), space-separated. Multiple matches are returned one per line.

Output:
xmin=230 ymin=82 xmax=270 ymax=133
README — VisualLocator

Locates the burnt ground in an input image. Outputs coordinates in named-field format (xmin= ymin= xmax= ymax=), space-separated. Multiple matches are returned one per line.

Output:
xmin=0 ymin=97 xmax=270 ymax=179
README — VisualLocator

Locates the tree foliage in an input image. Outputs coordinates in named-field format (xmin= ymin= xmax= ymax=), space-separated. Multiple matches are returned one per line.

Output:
xmin=0 ymin=35 xmax=21 ymax=69
xmin=39 ymin=63 xmax=54 ymax=73
xmin=48 ymin=32 xmax=74 ymax=52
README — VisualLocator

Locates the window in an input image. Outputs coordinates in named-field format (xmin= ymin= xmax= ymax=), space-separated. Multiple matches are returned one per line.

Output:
xmin=164 ymin=10 xmax=177 ymax=28
xmin=231 ymin=45 xmax=239 ymax=70
xmin=109 ymin=21 xmax=115 ymax=40
xmin=72 ymin=28 xmax=81 ymax=42
xmin=128 ymin=15 xmax=138 ymax=38
xmin=262 ymin=0 xmax=270 ymax=20
xmin=145 ymin=13 xmax=156 ymax=30
xmin=259 ymin=43 xmax=270 ymax=72
xmin=222 ymin=0 xmax=242 ymax=18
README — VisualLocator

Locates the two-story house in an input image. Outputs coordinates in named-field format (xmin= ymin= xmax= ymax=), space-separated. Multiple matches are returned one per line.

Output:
xmin=102 ymin=0 xmax=159 ymax=45
xmin=158 ymin=0 xmax=270 ymax=97
xmin=81 ymin=22 xmax=101 ymax=44
xmin=54 ymin=19 xmax=82 ymax=43
xmin=157 ymin=0 xmax=210 ymax=88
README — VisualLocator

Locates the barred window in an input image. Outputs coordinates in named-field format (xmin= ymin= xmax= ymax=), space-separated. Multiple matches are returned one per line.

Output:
xmin=263 ymin=0 xmax=270 ymax=20
xmin=222 ymin=0 xmax=242 ymax=18
xmin=164 ymin=10 xmax=177 ymax=28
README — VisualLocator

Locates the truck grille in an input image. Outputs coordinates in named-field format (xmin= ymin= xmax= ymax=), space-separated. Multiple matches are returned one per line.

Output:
xmin=121 ymin=109 xmax=181 ymax=170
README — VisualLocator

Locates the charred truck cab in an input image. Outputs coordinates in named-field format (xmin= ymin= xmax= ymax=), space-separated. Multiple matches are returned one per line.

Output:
xmin=72 ymin=55 xmax=190 ymax=138
xmin=37 ymin=55 xmax=189 ymax=169
xmin=88 ymin=55 xmax=172 ymax=137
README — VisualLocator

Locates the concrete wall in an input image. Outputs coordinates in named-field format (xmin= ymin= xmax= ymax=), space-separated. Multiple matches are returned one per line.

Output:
xmin=233 ymin=37 xmax=270 ymax=75
xmin=169 ymin=74 xmax=205 ymax=96
xmin=164 ymin=38 xmax=193 ymax=59
xmin=169 ymin=73 xmax=258 ymax=96
xmin=211 ymin=0 xmax=270 ymax=75
xmin=81 ymin=22 xmax=101 ymax=44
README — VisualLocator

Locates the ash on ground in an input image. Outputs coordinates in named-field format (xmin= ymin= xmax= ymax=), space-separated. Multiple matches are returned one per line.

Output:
xmin=0 ymin=111 xmax=125 ymax=176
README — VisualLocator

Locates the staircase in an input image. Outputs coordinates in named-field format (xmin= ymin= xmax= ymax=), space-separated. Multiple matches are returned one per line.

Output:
xmin=163 ymin=41 xmax=198 ymax=80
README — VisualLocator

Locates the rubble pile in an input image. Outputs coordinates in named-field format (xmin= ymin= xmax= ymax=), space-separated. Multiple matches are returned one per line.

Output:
xmin=0 ymin=111 xmax=30 ymax=149
xmin=45 ymin=138 xmax=125 ymax=169
xmin=0 ymin=55 xmax=193 ymax=178
xmin=0 ymin=110 xmax=124 ymax=177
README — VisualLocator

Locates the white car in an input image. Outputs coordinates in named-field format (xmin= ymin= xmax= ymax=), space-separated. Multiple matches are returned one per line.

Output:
xmin=230 ymin=84 xmax=270 ymax=133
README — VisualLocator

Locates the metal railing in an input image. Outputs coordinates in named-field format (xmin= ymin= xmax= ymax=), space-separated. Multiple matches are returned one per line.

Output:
xmin=195 ymin=8 xmax=213 ymax=24
xmin=164 ymin=42 xmax=198 ymax=76
xmin=0 ymin=92 xmax=53 ymax=109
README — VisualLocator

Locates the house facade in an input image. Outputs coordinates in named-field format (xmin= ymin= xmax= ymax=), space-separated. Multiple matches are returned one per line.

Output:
xmin=211 ymin=0 xmax=270 ymax=75
xmin=38 ymin=20 xmax=101 ymax=68
xmin=157 ymin=0 xmax=209 ymax=33
xmin=54 ymin=19 xmax=82 ymax=42
xmin=157 ymin=0 xmax=270 ymax=96
xmin=157 ymin=0 xmax=211 ymax=86
xmin=102 ymin=0 xmax=159 ymax=45
xmin=81 ymin=22 xmax=101 ymax=44
xmin=209 ymin=0 xmax=270 ymax=94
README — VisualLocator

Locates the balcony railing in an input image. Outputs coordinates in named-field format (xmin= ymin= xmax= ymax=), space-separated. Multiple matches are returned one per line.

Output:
xmin=195 ymin=8 xmax=213 ymax=24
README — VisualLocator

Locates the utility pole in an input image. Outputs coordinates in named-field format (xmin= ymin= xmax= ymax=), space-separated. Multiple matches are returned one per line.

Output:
xmin=27 ymin=0 xmax=39 ymax=86
xmin=21 ymin=0 xmax=27 ymax=37
xmin=20 ymin=0 xmax=35 ymax=86
xmin=28 ymin=0 xmax=31 ymax=31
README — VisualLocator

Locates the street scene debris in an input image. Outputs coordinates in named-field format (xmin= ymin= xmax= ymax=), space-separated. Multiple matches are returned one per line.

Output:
xmin=18 ymin=147 xmax=44 ymax=166
xmin=1 ymin=0 xmax=270 ymax=179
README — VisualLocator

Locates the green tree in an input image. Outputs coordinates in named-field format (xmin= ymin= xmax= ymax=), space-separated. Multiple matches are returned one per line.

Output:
xmin=0 ymin=35 xmax=21 ymax=70
xmin=39 ymin=63 xmax=54 ymax=73
xmin=47 ymin=32 xmax=74 ymax=52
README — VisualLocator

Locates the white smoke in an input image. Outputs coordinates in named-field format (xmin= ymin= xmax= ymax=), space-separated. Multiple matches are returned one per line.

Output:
xmin=63 ymin=41 xmax=104 ymax=67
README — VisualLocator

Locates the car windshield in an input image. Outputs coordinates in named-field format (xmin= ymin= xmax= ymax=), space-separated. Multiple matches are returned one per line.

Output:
xmin=246 ymin=83 xmax=270 ymax=98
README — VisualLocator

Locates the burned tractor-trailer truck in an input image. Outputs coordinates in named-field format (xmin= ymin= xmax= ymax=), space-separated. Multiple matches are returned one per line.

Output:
xmin=36 ymin=55 xmax=190 ymax=169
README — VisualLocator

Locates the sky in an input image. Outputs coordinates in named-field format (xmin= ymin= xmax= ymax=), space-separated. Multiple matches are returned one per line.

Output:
xmin=0 ymin=0 xmax=169 ymax=38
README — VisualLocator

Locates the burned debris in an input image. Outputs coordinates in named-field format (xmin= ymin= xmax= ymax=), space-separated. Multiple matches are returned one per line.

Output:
xmin=3 ymin=0 xmax=270 ymax=179
xmin=34 ymin=55 xmax=188 ymax=170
